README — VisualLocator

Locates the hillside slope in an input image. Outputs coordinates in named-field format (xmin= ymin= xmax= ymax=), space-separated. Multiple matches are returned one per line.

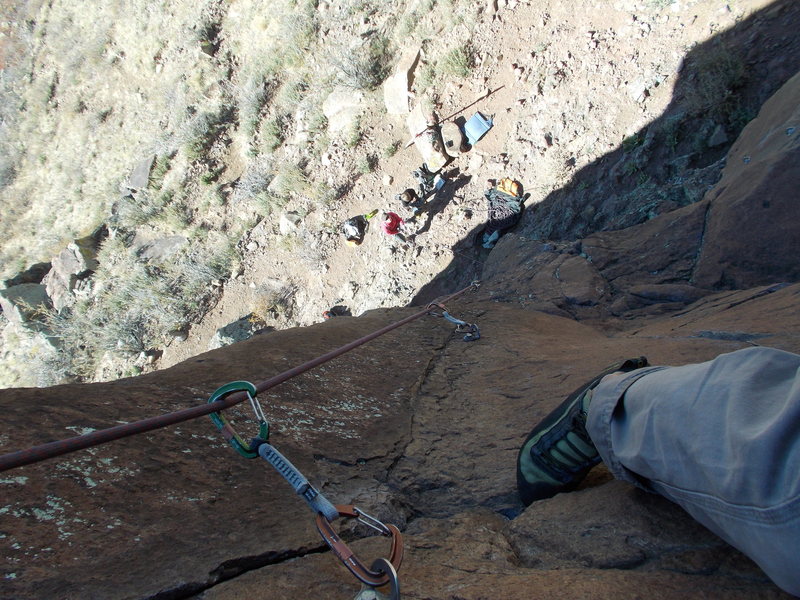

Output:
xmin=1 ymin=65 xmax=799 ymax=599
xmin=3 ymin=0 xmax=800 ymax=388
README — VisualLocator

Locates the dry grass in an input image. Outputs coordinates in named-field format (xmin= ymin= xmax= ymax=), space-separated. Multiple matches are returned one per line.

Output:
xmin=37 ymin=231 xmax=238 ymax=381
xmin=683 ymin=42 xmax=747 ymax=120
xmin=0 ymin=0 xmax=485 ymax=386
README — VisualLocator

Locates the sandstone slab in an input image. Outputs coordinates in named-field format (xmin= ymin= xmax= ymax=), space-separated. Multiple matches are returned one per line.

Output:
xmin=694 ymin=72 xmax=800 ymax=289
xmin=382 ymin=47 xmax=420 ymax=116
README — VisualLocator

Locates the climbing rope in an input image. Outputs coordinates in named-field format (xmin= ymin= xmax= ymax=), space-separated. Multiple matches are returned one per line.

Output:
xmin=0 ymin=281 xmax=480 ymax=473
xmin=0 ymin=281 xmax=480 ymax=597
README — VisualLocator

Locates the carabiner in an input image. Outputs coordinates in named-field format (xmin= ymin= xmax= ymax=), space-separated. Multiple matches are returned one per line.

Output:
xmin=458 ymin=322 xmax=480 ymax=342
xmin=207 ymin=381 xmax=269 ymax=459
xmin=368 ymin=557 xmax=400 ymax=600
xmin=316 ymin=505 xmax=404 ymax=587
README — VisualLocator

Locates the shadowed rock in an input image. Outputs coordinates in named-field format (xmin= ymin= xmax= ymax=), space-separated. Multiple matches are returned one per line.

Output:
xmin=2 ymin=25 xmax=800 ymax=600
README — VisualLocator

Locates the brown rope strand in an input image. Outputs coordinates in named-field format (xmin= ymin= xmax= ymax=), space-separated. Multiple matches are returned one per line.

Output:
xmin=0 ymin=283 xmax=478 ymax=472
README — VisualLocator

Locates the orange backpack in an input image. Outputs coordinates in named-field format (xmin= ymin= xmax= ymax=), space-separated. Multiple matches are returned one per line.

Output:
xmin=497 ymin=178 xmax=522 ymax=197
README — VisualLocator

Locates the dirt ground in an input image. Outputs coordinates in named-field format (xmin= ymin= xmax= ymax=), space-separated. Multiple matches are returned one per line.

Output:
xmin=158 ymin=0 xmax=775 ymax=369
xmin=1 ymin=0 xmax=793 ymax=383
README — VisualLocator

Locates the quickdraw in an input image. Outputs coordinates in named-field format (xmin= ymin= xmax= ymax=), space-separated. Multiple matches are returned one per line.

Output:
xmin=208 ymin=382 xmax=403 ymax=593
xmin=427 ymin=301 xmax=481 ymax=342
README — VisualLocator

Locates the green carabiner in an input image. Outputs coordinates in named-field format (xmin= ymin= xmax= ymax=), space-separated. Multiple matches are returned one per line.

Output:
xmin=208 ymin=381 xmax=269 ymax=458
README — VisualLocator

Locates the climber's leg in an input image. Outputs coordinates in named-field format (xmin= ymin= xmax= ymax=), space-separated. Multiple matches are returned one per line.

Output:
xmin=586 ymin=346 xmax=800 ymax=595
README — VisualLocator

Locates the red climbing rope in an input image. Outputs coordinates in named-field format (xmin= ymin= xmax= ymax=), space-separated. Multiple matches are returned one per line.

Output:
xmin=0 ymin=282 xmax=480 ymax=472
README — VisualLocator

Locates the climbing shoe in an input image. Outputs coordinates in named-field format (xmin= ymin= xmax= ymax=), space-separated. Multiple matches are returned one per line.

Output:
xmin=516 ymin=357 xmax=648 ymax=506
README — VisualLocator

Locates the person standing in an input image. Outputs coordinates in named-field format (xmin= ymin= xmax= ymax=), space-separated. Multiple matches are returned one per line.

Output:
xmin=381 ymin=211 xmax=405 ymax=236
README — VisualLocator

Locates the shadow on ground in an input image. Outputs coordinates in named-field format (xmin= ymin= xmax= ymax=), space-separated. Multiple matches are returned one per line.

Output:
xmin=412 ymin=0 xmax=800 ymax=306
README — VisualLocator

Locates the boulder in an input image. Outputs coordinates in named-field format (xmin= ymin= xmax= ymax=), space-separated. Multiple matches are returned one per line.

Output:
xmin=0 ymin=283 xmax=52 ymax=332
xmin=382 ymin=47 xmax=420 ymax=115
xmin=279 ymin=211 xmax=303 ymax=236
xmin=136 ymin=235 xmax=188 ymax=261
xmin=2 ymin=262 xmax=51 ymax=288
xmin=440 ymin=121 xmax=466 ymax=158
xmin=707 ymin=123 xmax=729 ymax=147
xmin=127 ymin=154 xmax=156 ymax=190
xmin=208 ymin=314 xmax=263 ymax=349
xmin=406 ymin=103 xmax=449 ymax=171
xmin=322 ymin=87 xmax=364 ymax=134
xmin=42 ymin=233 xmax=103 ymax=311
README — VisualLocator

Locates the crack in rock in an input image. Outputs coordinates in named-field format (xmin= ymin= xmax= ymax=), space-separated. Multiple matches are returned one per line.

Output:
xmin=142 ymin=543 xmax=329 ymax=600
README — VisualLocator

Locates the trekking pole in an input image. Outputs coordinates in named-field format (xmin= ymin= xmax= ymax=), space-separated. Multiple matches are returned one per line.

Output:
xmin=404 ymin=86 xmax=505 ymax=148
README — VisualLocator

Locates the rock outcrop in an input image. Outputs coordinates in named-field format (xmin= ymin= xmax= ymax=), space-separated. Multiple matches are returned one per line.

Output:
xmin=2 ymin=49 xmax=800 ymax=600
xmin=2 ymin=284 xmax=798 ymax=599
xmin=0 ymin=283 xmax=52 ymax=331
xmin=485 ymin=71 xmax=800 ymax=324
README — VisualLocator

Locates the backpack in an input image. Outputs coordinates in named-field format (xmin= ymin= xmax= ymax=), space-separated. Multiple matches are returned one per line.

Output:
xmin=497 ymin=178 xmax=522 ymax=197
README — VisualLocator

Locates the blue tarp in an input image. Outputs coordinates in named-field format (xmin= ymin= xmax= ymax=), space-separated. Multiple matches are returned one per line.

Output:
xmin=464 ymin=112 xmax=493 ymax=146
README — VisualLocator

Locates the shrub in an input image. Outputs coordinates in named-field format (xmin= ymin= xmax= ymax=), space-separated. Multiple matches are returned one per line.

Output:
xmin=415 ymin=62 xmax=437 ymax=92
xmin=254 ymin=192 xmax=287 ymax=216
xmin=259 ymin=113 xmax=290 ymax=152
xmin=622 ymin=133 xmax=644 ymax=153
xmin=237 ymin=73 xmax=274 ymax=138
xmin=333 ymin=35 xmax=392 ymax=91
xmin=280 ymin=3 xmax=318 ymax=68
xmin=272 ymin=163 xmax=310 ymax=197
xmin=250 ymin=283 xmax=296 ymax=322
xmin=358 ymin=154 xmax=378 ymax=174
xmin=232 ymin=158 xmax=273 ymax=204
xmin=440 ymin=45 xmax=471 ymax=78
xmin=347 ymin=117 xmax=363 ymax=148
xmin=308 ymin=181 xmax=336 ymax=206
xmin=683 ymin=42 xmax=747 ymax=120
xmin=661 ymin=115 xmax=683 ymax=152
xmin=383 ymin=140 xmax=401 ymax=158
xmin=182 ymin=107 xmax=235 ymax=161
xmin=306 ymin=107 xmax=328 ymax=136
xmin=44 ymin=232 xmax=239 ymax=381
xmin=149 ymin=154 xmax=173 ymax=189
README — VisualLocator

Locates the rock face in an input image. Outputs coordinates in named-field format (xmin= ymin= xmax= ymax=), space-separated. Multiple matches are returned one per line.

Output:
xmin=0 ymin=283 xmax=52 ymax=331
xmin=483 ymin=71 xmax=800 ymax=324
xmin=2 ymin=287 xmax=798 ymax=600
xmin=2 ymin=50 xmax=800 ymax=600
xmin=693 ymin=71 xmax=800 ymax=289
xmin=42 ymin=234 xmax=102 ymax=312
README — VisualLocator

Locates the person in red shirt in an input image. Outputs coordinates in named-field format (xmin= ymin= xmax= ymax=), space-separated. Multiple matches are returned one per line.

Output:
xmin=381 ymin=211 xmax=405 ymax=235
xmin=381 ymin=211 xmax=415 ymax=247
